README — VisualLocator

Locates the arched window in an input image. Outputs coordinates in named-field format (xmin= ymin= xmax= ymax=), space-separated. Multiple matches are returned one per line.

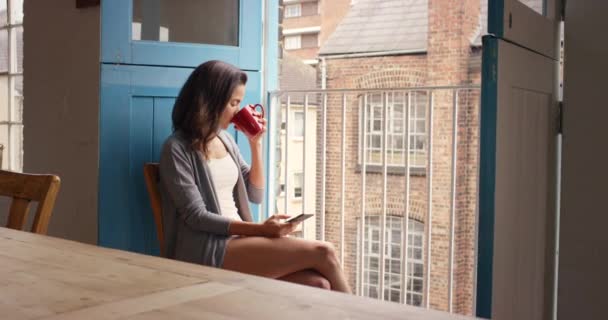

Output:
xmin=359 ymin=215 xmax=424 ymax=306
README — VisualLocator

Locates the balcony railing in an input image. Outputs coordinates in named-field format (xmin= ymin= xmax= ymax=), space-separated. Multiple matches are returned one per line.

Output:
xmin=266 ymin=85 xmax=481 ymax=315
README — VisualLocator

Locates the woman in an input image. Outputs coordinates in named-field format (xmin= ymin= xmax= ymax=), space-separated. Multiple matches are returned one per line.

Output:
xmin=159 ymin=60 xmax=351 ymax=293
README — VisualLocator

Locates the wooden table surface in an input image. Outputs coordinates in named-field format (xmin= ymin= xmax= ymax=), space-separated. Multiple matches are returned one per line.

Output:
xmin=0 ymin=227 xmax=478 ymax=319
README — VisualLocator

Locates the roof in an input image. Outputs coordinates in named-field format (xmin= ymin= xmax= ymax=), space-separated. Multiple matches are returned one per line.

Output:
xmin=279 ymin=53 xmax=318 ymax=103
xmin=321 ymin=0 xmax=545 ymax=55
xmin=319 ymin=0 xmax=428 ymax=56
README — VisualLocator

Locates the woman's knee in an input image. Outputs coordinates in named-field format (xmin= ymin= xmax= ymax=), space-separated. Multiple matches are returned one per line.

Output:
xmin=309 ymin=275 xmax=331 ymax=290
xmin=312 ymin=241 xmax=339 ymax=267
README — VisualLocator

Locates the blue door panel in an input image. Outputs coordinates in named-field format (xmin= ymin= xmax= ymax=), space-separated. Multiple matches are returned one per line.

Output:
xmin=99 ymin=68 xmax=132 ymax=250
xmin=129 ymin=97 xmax=158 ymax=254
xmin=100 ymin=64 xmax=262 ymax=253
xmin=152 ymin=98 xmax=174 ymax=162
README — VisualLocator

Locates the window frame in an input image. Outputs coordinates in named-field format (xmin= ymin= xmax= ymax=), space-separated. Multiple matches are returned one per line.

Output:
xmin=284 ymin=3 xmax=302 ymax=18
xmin=292 ymin=110 xmax=304 ymax=139
xmin=0 ymin=0 xmax=24 ymax=172
xmin=284 ymin=35 xmax=302 ymax=50
xmin=292 ymin=171 xmax=303 ymax=199
xmin=358 ymin=92 xmax=428 ymax=174
xmin=360 ymin=215 xmax=425 ymax=306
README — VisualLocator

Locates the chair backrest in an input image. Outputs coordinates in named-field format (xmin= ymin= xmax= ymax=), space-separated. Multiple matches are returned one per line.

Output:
xmin=0 ymin=170 xmax=60 ymax=234
xmin=143 ymin=163 xmax=165 ymax=257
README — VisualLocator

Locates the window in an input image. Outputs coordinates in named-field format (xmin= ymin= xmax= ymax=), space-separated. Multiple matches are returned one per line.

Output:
xmin=360 ymin=216 xmax=424 ymax=306
xmin=292 ymin=111 xmax=304 ymax=138
xmin=132 ymin=0 xmax=239 ymax=46
xmin=301 ymin=33 xmax=319 ymax=48
xmin=284 ymin=35 xmax=301 ymax=50
xmin=284 ymin=4 xmax=302 ymax=18
xmin=293 ymin=172 xmax=303 ymax=198
xmin=360 ymin=92 xmax=428 ymax=168
xmin=0 ymin=0 xmax=24 ymax=171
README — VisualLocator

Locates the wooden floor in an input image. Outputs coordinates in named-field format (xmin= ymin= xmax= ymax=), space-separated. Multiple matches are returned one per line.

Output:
xmin=0 ymin=227 xmax=478 ymax=319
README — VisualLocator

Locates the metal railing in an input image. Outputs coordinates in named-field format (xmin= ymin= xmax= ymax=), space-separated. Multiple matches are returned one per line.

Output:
xmin=268 ymin=85 xmax=480 ymax=313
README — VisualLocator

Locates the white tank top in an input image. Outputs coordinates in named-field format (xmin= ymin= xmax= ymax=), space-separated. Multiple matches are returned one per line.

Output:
xmin=206 ymin=154 xmax=241 ymax=221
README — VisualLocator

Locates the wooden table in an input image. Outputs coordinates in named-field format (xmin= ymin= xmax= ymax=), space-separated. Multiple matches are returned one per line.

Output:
xmin=0 ymin=227 xmax=478 ymax=319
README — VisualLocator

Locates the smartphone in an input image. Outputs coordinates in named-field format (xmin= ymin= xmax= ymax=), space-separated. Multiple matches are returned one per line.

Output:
xmin=285 ymin=213 xmax=314 ymax=223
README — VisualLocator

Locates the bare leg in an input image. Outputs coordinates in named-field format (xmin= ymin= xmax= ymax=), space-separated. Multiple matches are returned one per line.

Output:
xmin=278 ymin=269 xmax=331 ymax=290
xmin=222 ymin=236 xmax=351 ymax=293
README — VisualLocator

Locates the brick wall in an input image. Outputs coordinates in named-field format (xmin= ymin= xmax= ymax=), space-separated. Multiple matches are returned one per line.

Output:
xmin=315 ymin=0 xmax=482 ymax=316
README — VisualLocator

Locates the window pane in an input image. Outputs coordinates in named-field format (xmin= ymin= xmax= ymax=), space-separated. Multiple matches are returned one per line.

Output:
xmin=9 ymin=0 xmax=22 ymax=24
xmin=372 ymin=229 xmax=379 ymax=241
xmin=10 ymin=75 xmax=21 ymax=121
xmin=390 ymin=259 xmax=400 ymax=272
xmin=372 ymin=120 xmax=381 ymax=131
xmin=392 ymin=120 xmax=403 ymax=134
xmin=293 ymin=172 xmax=303 ymax=198
xmin=414 ymin=263 xmax=424 ymax=277
xmin=390 ymin=290 xmax=400 ymax=302
xmin=284 ymin=35 xmax=301 ymax=50
xmin=10 ymin=123 xmax=21 ymax=171
xmin=132 ymin=0 xmax=239 ymax=46
xmin=0 ymin=76 xmax=7 ymax=121
xmin=371 ymin=135 xmax=381 ymax=149
xmin=416 ymin=103 xmax=425 ymax=117
xmin=416 ymin=120 xmax=426 ymax=133
xmin=0 ymin=29 xmax=8 ymax=72
xmin=11 ymin=25 xmax=22 ymax=73
xmin=368 ymin=94 xmax=378 ymax=104
xmin=412 ymin=294 xmax=422 ymax=306
xmin=369 ymin=287 xmax=378 ymax=298
xmin=393 ymin=136 xmax=403 ymax=149
xmin=394 ymin=93 xmax=404 ymax=104
xmin=284 ymin=4 xmax=301 ymax=18
xmin=391 ymin=244 xmax=400 ymax=258
xmin=0 ymin=124 xmax=7 ymax=169
xmin=413 ymin=279 xmax=423 ymax=292
xmin=369 ymin=272 xmax=378 ymax=285
xmin=0 ymin=1 xmax=6 ymax=26
xmin=391 ymin=229 xmax=400 ymax=243
xmin=293 ymin=111 xmax=304 ymax=137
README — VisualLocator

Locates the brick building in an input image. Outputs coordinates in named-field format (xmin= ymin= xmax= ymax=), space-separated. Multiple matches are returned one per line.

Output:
xmin=314 ymin=0 xmax=541 ymax=315
xmin=281 ymin=0 xmax=351 ymax=65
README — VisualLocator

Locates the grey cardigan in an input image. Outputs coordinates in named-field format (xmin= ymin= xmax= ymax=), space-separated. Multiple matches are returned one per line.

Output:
xmin=159 ymin=130 xmax=263 ymax=267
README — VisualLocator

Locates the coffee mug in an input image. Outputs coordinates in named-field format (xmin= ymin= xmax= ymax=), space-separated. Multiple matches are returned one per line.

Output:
xmin=231 ymin=104 xmax=265 ymax=137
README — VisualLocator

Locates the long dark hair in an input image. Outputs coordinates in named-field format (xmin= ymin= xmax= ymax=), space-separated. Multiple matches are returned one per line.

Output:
xmin=172 ymin=60 xmax=248 ymax=155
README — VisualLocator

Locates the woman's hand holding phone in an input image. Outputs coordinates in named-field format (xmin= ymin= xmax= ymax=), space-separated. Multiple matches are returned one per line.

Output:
xmin=260 ymin=214 xmax=298 ymax=238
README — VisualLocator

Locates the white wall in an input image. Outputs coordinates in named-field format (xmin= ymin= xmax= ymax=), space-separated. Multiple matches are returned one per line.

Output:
xmin=22 ymin=0 xmax=100 ymax=244
xmin=558 ymin=0 xmax=608 ymax=318
xmin=276 ymin=105 xmax=317 ymax=239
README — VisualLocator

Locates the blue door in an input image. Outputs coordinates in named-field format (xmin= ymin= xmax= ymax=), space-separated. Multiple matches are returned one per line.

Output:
xmin=99 ymin=1 xmax=264 ymax=254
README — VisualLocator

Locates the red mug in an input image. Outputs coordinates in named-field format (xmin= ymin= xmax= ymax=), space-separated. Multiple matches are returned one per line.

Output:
xmin=231 ymin=104 xmax=265 ymax=137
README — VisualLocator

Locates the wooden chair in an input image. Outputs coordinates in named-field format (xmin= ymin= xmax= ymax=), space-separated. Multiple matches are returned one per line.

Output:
xmin=143 ymin=163 xmax=165 ymax=257
xmin=0 ymin=170 xmax=60 ymax=234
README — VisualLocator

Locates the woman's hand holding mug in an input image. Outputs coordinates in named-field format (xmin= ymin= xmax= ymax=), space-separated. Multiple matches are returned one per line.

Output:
xmin=232 ymin=104 xmax=266 ymax=144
